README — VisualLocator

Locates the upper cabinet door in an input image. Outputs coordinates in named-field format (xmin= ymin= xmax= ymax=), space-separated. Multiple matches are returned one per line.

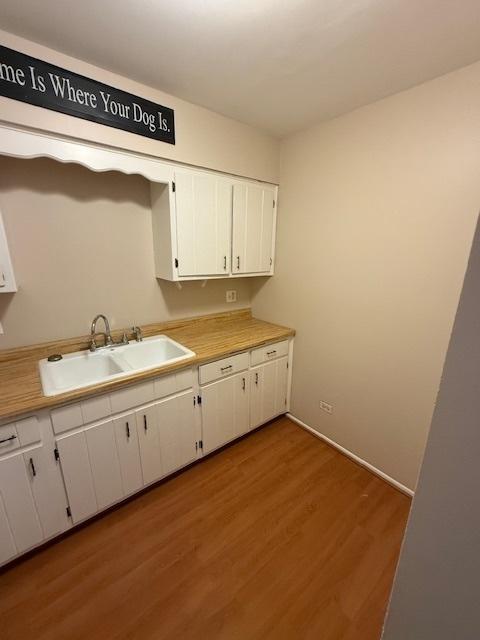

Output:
xmin=0 ymin=211 xmax=17 ymax=293
xmin=175 ymin=171 xmax=232 ymax=277
xmin=232 ymin=183 xmax=276 ymax=275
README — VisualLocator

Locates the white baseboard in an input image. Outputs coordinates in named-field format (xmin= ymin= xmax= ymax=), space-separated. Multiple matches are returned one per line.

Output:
xmin=287 ymin=413 xmax=414 ymax=497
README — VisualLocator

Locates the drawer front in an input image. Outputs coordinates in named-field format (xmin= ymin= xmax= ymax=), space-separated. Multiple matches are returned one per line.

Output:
xmin=154 ymin=368 xmax=194 ymax=400
xmin=51 ymin=403 xmax=83 ymax=435
xmin=109 ymin=380 xmax=155 ymax=415
xmin=16 ymin=417 xmax=40 ymax=447
xmin=81 ymin=394 xmax=112 ymax=425
xmin=250 ymin=340 xmax=289 ymax=367
xmin=199 ymin=352 xmax=249 ymax=385
xmin=0 ymin=423 xmax=19 ymax=453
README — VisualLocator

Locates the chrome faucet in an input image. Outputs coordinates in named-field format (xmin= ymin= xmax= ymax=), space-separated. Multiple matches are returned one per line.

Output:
xmin=132 ymin=325 xmax=143 ymax=342
xmin=90 ymin=314 xmax=114 ymax=352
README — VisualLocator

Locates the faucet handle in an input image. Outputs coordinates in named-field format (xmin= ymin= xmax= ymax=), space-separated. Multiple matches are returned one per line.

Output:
xmin=132 ymin=325 xmax=143 ymax=342
xmin=121 ymin=331 xmax=129 ymax=345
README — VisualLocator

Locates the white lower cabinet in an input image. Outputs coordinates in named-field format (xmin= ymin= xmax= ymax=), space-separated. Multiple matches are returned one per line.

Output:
xmin=56 ymin=431 xmax=98 ymax=523
xmin=250 ymin=357 xmax=289 ymax=429
xmin=157 ymin=391 xmax=196 ymax=475
xmin=0 ymin=445 xmax=69 ymax=564
xmin=0 ymin=454 xmax=43 ymax=558
xmin=136 ymin=404 xmax=163 ymax=485
xmin=0 ymin=494 xmax=16 ymax=565
xmin=113 ymin=412 xmax=143 ymax=496
xmin=202 ymin=371 xmax=250 ymax=454
xmin=85 ymin=420 xmax=124 ymax=511
xmin=0 ymin=340 xmax=293 ymax=566
xmin=24 ymin=447 xmax=69 ymax=539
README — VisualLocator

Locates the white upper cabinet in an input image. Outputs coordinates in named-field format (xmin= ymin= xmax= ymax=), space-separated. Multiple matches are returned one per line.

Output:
xmin=232 ymin=183 xmax=276 ymax=275
xmin=174 ymin=171 xmax=232 ymax=277
xmin=151 ymin=168 xmax=278 ymax=281
xmin=0 ymin=211 xmax=17 ymax=293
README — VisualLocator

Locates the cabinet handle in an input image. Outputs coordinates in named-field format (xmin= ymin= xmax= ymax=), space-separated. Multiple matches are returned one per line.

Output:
xmin=126 ymin=421 xmax=130 ymax=439
xmin=255 ymin=372 xmax=259 ymax=385
xmin=242 ymin=377 xmax=246 ymax=391
xmin=220 ymin=365 xmax=233 ymax=373
xmin=223 ymin=256 xmax=227 ymax=270
xmin=237 ymin=256 xmax=240 ymax=270
xmin=29 ymin=457 xmax=36 ymax=477
xmin=143 ymin=415 xmax=148 ymax=432
xmin=0 ymin=434 xmax=16 ymax=444
xmin=266 ymin=350 xmax=277 ymax=356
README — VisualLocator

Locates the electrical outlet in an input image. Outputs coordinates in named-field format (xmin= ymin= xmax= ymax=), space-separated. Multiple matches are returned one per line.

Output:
xmin=320 ymin=400 xmax=333 ymax=414
xmin=226 ymin=290 xmax=237 ymax=303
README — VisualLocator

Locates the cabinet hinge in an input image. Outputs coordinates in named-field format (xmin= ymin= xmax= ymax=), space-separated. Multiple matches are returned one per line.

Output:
xmin=172 ymin=181 xmax=176 ymax=192
xmin=287 ymin=362 xmax=289 ymax=369
xmin=197 ymin=395 xmax=202 ymax=405
xmin=273 ymin=199 xmax=276 ymax=208
xmin=199 ymin=440 xmax=203 ymax=450
xmin=174 ymin=258 xmax=179 ymax=268
xmin=195 ymin=441 xmax=198 ymax=451
xmin=66 ymin=506 xmax=72 ymax=518
xmin=285 ymin=397 xmax=287 ymax=406
xmin=54 ymin=447 xmax=60 ymax=461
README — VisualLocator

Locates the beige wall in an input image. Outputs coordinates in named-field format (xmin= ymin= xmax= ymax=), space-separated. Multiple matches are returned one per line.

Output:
xmin=0 ymin=30 xmax=279 ymax=184
xmin=0 ymin=156 xmax=252 ymax=348
xmin=382 ymin=215 xmax=480 ymax=639
xmin=251 ymin=61 xmax=480 ymax=489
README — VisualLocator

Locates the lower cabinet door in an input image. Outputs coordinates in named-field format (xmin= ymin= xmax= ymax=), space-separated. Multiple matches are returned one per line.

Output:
xmin=114 ymin=412 xmax=143 ymax=496
xmin=250 ymin=357 xmax=289 ymax=429
xmin=85 ymin=420 xmax=124 ymax=510
xmin=136 ymin=405 xmax=163 ymax=485
xmin=233 ymin=371 xmax=250 ymax=438
xmin=0 ymin=454 xmax=43 ymax=556
xmin=57 ymin=431 xmax=98 ymax=523
xmin=24 ymin=447 xmax=69 ymax=539
xmin=0 ymin=494 xmax=16 ymax=565
xmin=157 ymin=392 xmax=196 ymax=475
xmin=201 ymin=372 xmax=250 ymax=454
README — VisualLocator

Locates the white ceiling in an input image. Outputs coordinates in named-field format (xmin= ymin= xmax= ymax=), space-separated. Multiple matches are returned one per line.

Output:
xmin=3 ymin=0 xmax=480 ymax=137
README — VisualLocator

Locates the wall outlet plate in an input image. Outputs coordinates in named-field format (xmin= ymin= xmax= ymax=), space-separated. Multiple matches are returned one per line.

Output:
xmin=226 ymin=290 xmax=237 ymax=303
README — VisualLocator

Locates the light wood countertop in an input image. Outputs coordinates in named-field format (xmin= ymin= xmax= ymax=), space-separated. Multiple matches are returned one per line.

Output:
xmin=0 ymin=309 xmax=295 ymax=421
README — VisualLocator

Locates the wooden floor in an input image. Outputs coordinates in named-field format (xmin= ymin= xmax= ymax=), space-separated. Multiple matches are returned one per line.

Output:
xmin=0 ymin=418 xmax=411 ymax=640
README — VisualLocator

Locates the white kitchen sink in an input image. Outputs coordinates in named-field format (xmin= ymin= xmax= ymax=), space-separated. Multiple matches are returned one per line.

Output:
xmin=39 ymin=335 xmax=195 ymax=396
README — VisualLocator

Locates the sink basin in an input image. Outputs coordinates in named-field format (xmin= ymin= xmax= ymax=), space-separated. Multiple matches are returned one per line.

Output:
xmin=39 ymin=335 xmax=195 ymax=396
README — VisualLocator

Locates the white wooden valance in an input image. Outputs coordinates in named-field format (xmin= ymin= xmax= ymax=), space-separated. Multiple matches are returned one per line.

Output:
xmin=0 ymin=122 xmax=174 ymax=184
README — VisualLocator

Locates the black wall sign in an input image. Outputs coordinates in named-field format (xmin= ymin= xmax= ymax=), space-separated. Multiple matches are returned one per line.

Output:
xmin=0 ymin=45 xmax=175 ymax=144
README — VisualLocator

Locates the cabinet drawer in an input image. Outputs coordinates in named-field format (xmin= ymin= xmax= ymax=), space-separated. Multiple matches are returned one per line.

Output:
xmin=16 ymin=417 xmax=40 ymax=447
xmin=51 ymin=403 xmax=83 ymax=435
xmin=154 ymin=368 xmax=193 ymax=400
xmin=109 ymin=380 xmax=155 ymax=414
xmin=250 ymin=340 xmax=289 ymax=366
xmin=81 ymin=394 xmax=112 ymax=425
xmin=0 ymin=423 xmax=19 ymax=453
xmin=199 ymin=352 xmax=249 ymax=385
